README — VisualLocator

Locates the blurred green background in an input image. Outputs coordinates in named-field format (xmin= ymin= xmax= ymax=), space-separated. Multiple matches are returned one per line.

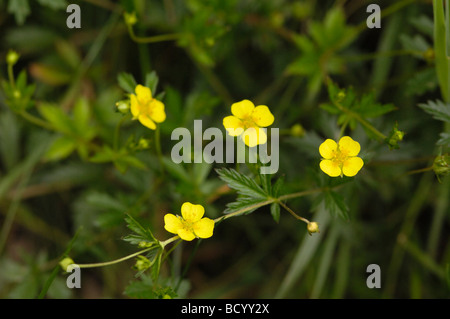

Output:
xmin=0 ymin=0 xmax=449 ymax=298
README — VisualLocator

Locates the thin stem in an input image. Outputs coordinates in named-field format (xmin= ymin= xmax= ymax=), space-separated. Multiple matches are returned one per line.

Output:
xmin=334 ymin=100 xmax=386 ymax=141
xmin=127 ymin=25 xmax=180 ymax=44
xmin=73 ymin=187 xmax=329 ymax=270
xmin=154 ymin=125 xmax=165 ymax=175
xmin=7 ymin=64 xmax=15 ymax=89
xmin=278 ymin=201 xmax=310 ymax=224
xmin=113 ymin=114 xmax=130 ymax=151
xmin=76 ymin=247 xmax=154 ymax=269
xmin=19 ymin=111 xmax=54 ymax=131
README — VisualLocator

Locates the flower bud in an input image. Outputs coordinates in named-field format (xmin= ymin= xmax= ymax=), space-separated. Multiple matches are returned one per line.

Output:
xmin=116 ymin=99 xmax=130 ymax=114
xmin=307 ymin=222 xmax=320 ymax=235
xmin=59 ymin=257 xmax=75 ymax=272
xmin=134 ymin=255 xmax=151 ymax=271
xmin=433 ymin=154 xmax=449 ymax=179
xmin=124 ymin=12 xmax=137 ymax=26
xmin=290 ymin=124 xmax=305 ymax=137
xmin=386 ymin=123 xmax=405 ymax=150
xmin=6 ymin=50 xmax=19 ymax=66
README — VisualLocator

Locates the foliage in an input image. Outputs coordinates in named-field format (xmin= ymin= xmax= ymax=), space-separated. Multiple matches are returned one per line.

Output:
xmin=0 ymin=0 xmax=449 ymax=300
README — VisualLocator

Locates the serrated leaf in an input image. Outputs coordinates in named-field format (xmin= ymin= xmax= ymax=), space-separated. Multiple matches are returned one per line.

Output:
xmin=38 ymin=103 xmax=73 ymax=134
xmin=324 ymin=190 xmax=349 ymax=221
xmin=44 ymin=135 xmax=76 ymax=161
xmin=124 ymin=276 xmax=155 ymax=299
xmin=36 ymin=0 xmax=67 ymax=10
xmin=437 ymin=132 xmax=450 ymax=146
xmin=216 ymin=168 xmax=268 ymax=199
xmin=7 ymin=0 xmax=30 ymax=25
xmin=144 ymin=71 xmax=159 ymax=95
xmin=117 ymin=72 xmax=137 ymax=94
xmin=224 ymin=196 xmax=268 ymax=215
xmin=418 ymin=100 xmax=450 ymax=123
xmin=124 ymin=214 xmax=156 ymax=243
xmin=270 ymin=202 xmax=280 ymax=223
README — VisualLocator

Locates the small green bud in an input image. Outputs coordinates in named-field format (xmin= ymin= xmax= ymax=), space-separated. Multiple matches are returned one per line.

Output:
xmin=307 ymin=222 xmax=320 ymax=235
xmin=124 ymin=12 xmax=137 ymax=26
xmin=138 ymin=241 xmax=153 ymax=248
xmin=116 ymin=99 xmax=130 ymax=114
xmin=134 ymin=255 xmax=151 ymax=271
xmin=386 ymin=123 xmax=405 ymax=150
xmin=433 ymin=154 xmax=449 ymax=178
xmin=290 ymin=124 xmax=305 ymax=137
xmin=59 ymin=257 xmax=75 ymax=272
xmin=6 ymin=50 xmax=19 ymax=66
xmin=337 ymin=90 xmax=346 ymax=102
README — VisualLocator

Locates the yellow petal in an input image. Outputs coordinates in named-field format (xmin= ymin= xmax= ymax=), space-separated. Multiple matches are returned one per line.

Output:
xmin=130 ymin=94 xmax=139 ymax=118
xmin=223 ymin=116 xmax=244 ymax=136
xmin=193 ymin=218 xmax=214 ymax=239
xmin=251 ymin=105 xmax=274 ymax=127
xmin=164 ymin=214 xmax=183 ymax=235
xmin=338 ymin=136 xmax=360 ymax=156
xmin=135 ymin=84 xmax=152 ymax=102
xmin=138 ymin=114 xmax=156 ymax=130
xmin=231 ymin=100 xmax=255 ymax=119
xmin=320 ymin=159 xmax=341 ymax=177
xmin=149 ymin=99 xmax=166 ymax=123
xmin=181 ymin=202 xmax=204 ymax=222
xmin=177 ymin=228 xmax=196 ymax=241
xmin=319 ymin=139 xmax=338 ymax=159
xmin=241 ymin=127 xmax=267 ymax=147
xmin=342 ymin=157 xmax=364 ymax=177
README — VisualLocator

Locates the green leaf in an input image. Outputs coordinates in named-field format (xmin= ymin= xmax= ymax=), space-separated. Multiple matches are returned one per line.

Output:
xmin=216 ymin=168 xmax=268 ymax=199
xmin=38 ymin=103 xmax=73 ymax=134
xmin=324 ymin=190 xmax=349 ymax=221
xmin=124 ymin=214 xmax=156 ymax=244
xmin=7 ymin=0 xmax=30 ymax=25
xmin=44 ymin=135 xmax=77 ymax=161
xmin=117 ymin=72 xmax=137 ymax=94
xmin=433 ymin=0 xmax=450 ymax=101
xmin=418 ymin=100 xmax=450 ymax=123
xmin=270 ymin=202 xmax=280 ymax=223
xmin=124 ymin=275 xmax=156 ymax=299
xmin=36 ymin=0 xmax=67 ymax=10
xmin=224 ymin=196 xmax=268 ymax=215
xmin=144 ymin=71 xmax=159 ymax=95
xmin=437 ymin=132 xmax=450 ymax=147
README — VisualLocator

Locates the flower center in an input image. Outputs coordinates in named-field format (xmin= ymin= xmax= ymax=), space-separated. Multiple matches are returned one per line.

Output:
xmin=240 ymin=115 xmax=256 ymax=129
xmin=332 ymin=148 xmax=350 ymax=166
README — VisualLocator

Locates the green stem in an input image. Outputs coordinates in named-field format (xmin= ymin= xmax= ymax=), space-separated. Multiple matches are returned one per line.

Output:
xmin=113 ymin=114 xmax=130 ymax=151
xmin=73 ymin=187 xmax=327 ymax=269
xmin=127 ymin=24 xmax=180 ymax=44
xmin=7 ymin=63 xmax=15 ymax=90
xmin=278 ymin=201 xmax=310 ymax=224
xmin=334 ymin=101 xmax=387 ymax=141
xmin=77 ymin=247 xmax=154 ymax=269
xmin=19 ymin=111 xmax=54 ymax=131
xmin=154 ymin=125 xmax=165 ymax=175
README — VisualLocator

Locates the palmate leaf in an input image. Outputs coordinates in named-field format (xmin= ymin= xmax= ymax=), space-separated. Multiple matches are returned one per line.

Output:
xmin=216 ymin=168 xmax=268 ymax=199
xmin=324 ymin=190 xmax=349 ymax=221
xmin=224 ymin=196 xmax=268 ymax=215
xmin=418 ymin=100 xmax=450 ymax=123
xmin=123 ymin=214 xmax=157 ymax=245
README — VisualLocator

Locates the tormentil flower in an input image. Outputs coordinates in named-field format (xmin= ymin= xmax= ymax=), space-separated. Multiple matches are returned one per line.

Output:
xmin=164 ymin=202 xmax=214 ymax=241
xmin=223 ymin=99 xmax=274 ymax=147
xmin=319 ymin=136 xmax=364 ymax=177
xmin=130 ymin=84 xmax=166 ymax=130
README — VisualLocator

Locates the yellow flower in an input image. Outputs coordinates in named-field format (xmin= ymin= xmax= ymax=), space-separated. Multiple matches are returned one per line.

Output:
xmin=164 ymin=202 xmax=214 ymax=241
xmin=130 ymin=84 xmax=166 ymax=130
xmin=319 ymin=136 xmax=364 ymax=177
xmin=223 ymin=99 xmax=274 ymax=147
